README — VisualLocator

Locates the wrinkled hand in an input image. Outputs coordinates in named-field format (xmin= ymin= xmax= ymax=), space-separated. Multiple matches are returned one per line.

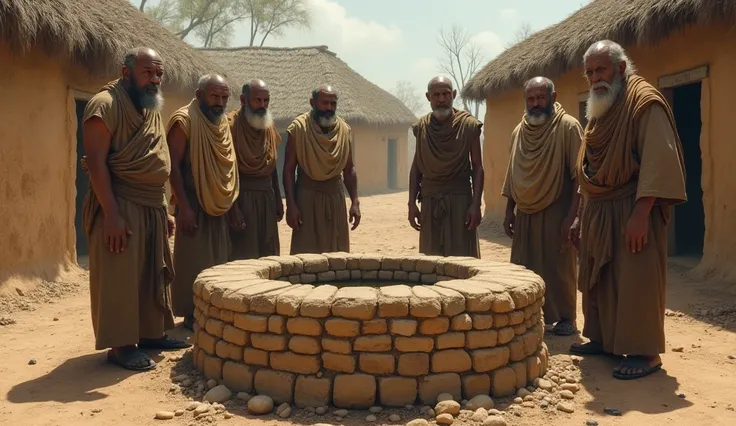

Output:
xmin=625 ymin=209 xmax=650 ymax=253
xmin=569 ymin=217 xmax=581 ymax=250
xmin=177 ymin=205 xmax=198 ymax=236
xmin=286 ymin=205 xmax=302 ymax=231
xmin=228 ymin=207 xmax=246 ymax=232
xmin=349 ymin=202 xmax=362 ymax=231
xmin=275 ymin=198 xmax=284 ymax=222
xmin=408 ymin=203 xmax=421 ymax=231
xmin=104 ymin=211 xmax=131 ymax=253
xmin=503 ymin=213 xmax=515 ymax=239
xmin=560 ymin=213 xmax=576 ymax=249
xmin=465 ymin=203 xmax=482 ymax=231
xmin=166 ymin=214 xmax=176 ymax=238
xmin=80 ymin=156 xmax=89 ymax=173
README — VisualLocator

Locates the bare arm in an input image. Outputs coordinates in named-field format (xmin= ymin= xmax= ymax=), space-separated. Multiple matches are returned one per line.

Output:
xmin=342 ymin=153 xmax=359 ymax=205
xmin=84 ymin=117 xmax=118 ymax=216
xmin=469 ymin=135 xmax=484 ymax=208
xmin=282 ymin=133 xmax=298 ymax=209
xmin=408 ymin=155 xmax=422 ymax=206
xmin=271 ymin=167 xmax=282 ymax=200
xmin=167 ymin=122 xmax=191 ymax=212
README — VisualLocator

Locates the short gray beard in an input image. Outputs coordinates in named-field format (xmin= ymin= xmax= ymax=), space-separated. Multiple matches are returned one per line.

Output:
xmin=432 ymin=105 xmax=453 ymax=120
xmin=525 ymin=112 xmax=548 ymax=126
xmin=586 ymin=73 xmax=624 ymax=120
xmin=244 ymin=106 xmax=273 ymax=130
xmin=318 ymin=115 xmax=337 ymax=128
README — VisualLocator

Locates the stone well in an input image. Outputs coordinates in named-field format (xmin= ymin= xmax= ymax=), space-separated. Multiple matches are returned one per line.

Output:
xmin=191 ymin=253 xmax=549 ymax=409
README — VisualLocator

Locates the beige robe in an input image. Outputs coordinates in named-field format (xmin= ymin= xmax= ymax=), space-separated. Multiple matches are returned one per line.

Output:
xmin=413 ymin=109 xmax=483 ymax=258
xmin=287 ymin=111 xmax=352 ymax=255
xmin=83 ymin=80 xmax=174 ymax=350
xmin=502 ymin=104 xmax=582 ymax=324
xmin=577 ymin=75 xmax=687 ymax=355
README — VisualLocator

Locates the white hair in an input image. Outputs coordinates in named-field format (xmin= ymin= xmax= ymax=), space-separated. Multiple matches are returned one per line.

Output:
xmin=583 ymin=40 xmax=637 ymax=77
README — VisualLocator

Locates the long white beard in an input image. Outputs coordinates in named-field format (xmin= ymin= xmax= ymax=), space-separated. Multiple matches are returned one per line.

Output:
xmin=141 ymin=91 xmax=164 ymax=112
xmin=525 ymin=112 xmax=548 ymax=126
xmin=244 ymin=107 xmax=273 ymax=130
xmin=432 ymin=106 xmax=453 ymax=120
xmin=586 ymin=74 xmax=624 ymax=120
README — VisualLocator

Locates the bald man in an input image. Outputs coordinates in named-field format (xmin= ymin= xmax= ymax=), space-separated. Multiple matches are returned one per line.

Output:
xmin=408 ymin=76 xmax=483 ymax=257
xmin=283 ymin=84 xmax=360 ymax=254
xmin=227 ymin=79 xmax=283 ymax=259
xmin=571 ymin=40 xmax=686 ymax=380
xmin=82 ymin=47 xmax=188 ymax=371
xmin=502 ymin=76 xmax=583 ymax=336
xmin=167 ymin=74 xmax=239 ymax=329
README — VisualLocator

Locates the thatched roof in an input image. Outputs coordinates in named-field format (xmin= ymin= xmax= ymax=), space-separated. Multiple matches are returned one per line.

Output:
xmin=200 ymin=46 xmax=417 ymax=126
xmin=463 ymin=0 xmax=736 ymax=101
xmin=0 ymin=0 xmax=223 ymax=90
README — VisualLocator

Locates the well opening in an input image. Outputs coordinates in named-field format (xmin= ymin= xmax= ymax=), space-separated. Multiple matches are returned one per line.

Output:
xmin=190 ymin=253 xmax=549 ymax=409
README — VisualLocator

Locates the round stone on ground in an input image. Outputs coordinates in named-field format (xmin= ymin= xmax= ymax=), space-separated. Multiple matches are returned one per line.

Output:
xmin=471 ymin=408 xmax=488 ymax=422
xmin=482 ymin=415 xmax=508 ymax=426
xmin=248 ymin=395 xmax=274 ymax=414
xmin=436 ymin=413 xmax=454 ymax=424
xmin=435 ymin=400 xmax=461 ymax=416
xmin=437 ymin=392 xmax=455 ymax=402
xmin=406 ymin=420 xmax=430 ymax=426
xmin=154 ymin=411 xmax=175 ymax=420
xmin=466 ymin=394 xmax=494 ymax=410
xmin=389 ymin=413 xmax=401 ymax=422
xmin=203 ymin=384 xmax=232 ymax=403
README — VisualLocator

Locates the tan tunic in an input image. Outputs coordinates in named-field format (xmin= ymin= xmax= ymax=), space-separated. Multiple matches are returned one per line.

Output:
xmin=287 ymin=111 xmax=352 ymax=255
xmin=167 ymin=107 xmax=234 ymax=317
xmin=413 ymin=109 xmax=483 ymax=258
xmin=577 ymin=75 xmax=687 ymax=355
xmin=502 ymin=104 xmax=582 ymax=323
xmin=228 ymin=110 xmax=282 ymax=259
xmin=83 ymin=80 xmax=174 ymax=350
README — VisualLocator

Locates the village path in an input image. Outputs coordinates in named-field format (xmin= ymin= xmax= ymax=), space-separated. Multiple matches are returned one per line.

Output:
xmin=1 ymin=192 xmax=735 ymax=426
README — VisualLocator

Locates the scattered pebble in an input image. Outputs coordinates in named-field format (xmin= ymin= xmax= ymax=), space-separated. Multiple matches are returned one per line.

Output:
xmin=678 ymin=393 xmax=687 ymax=399
xmin=247 ymin=395 xmax=274 ymax=415
xmin=466 ymin=394 xmax=494 ymax=410
xmin=561 ymin=383 xmax=580 ymax=393
xmin=471 ymin=408 xmax=488 ymax=422
xmin=522 ymin=401 xmax=535 ymax=408
xmin=224 ymin=412 xmax=233 ymax=419
xmin=517 ymin=388 xmax=531 ymax=398
xmin=604 ymin=407 xmax=622 ymax=416
xmin=154 ymin=411 xmax=175 ymax=420
xmin=366 ymin=414 xmax=377 ymax=422
xmin=586 ymin=420 xmax=599 ymax=426
xmin=369 ymin=406 xmax=382 ymax=413
xmin=435 ymin=400 xmax=461 ymax=416
xmin=513 ymin=397 xmax=523 ymax=404
xmin=557 ymin=402 xmax=575 ymax=413
xmin=174 ymin=410 xmax=184 ymax=416
xmin=334 ymin=409 xmax=349 ymax=417
xmin=482 ymin=415 xmax=508 ymax=426
xmin=185 ymin=402 xmax=200 ymax=411
xmin=389 ymin=414 xmax=401 ymax=422
xmin=560 ymin=390 xmax=575 ymax=400
xmin=28 ymin=359 xmax=37 ymax=365
xmin=436 ymin=413 xmax=454 ymax=424
xmin=206 ymin=379 xmax=218 ymax=389
xmin=406 ymin=420 xmax=430 ymax=426
xmin=172 ymin=374 xmax=189 ymax=382
xmin=194 ymin=404 xmax=210 ymax=415
xmin=236 ymin=392 xmax=251 ymax=401
xmin=91 ymin=408 xmax=102 ymax=414
xmin=53 ymin=317 xmax=59 ymax=321
xmin=203 ymin=385 xmax=232 ymax=403
xmin=276 ymin=403 xmax=291 ymax=419
xmin=316 ymin=406 xmax=327 ymax=415
xmin=536 ymin=378 xmax=553 ymax=390
xmin=672 ymin=346 xmax=684 ymax=352
xmin=437 ymin=393 xmax=454 ymax=402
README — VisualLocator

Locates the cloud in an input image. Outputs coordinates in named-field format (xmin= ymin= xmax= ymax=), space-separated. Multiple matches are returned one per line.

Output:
xmin=500 ymin=8 xmax=518 ymax=20
xmin=470 ymin=30 xmax=505 ymax=60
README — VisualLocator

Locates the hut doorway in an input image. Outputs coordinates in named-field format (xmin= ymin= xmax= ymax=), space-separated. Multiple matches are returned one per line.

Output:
xmin=74 ymin=99 xmax=90 ymax=258
xmin=387 ymin=138 xmax=398 ymax=190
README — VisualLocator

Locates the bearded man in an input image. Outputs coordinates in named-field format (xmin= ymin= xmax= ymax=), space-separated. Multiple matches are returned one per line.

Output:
xmin=408 ymin=76 xmax=484 ymax=257
xmin=570 ymin=40 xmax=687 ymax=380
xmin=167 ymin=74 xmax=239 ymax=329
xmin=227 ymin=79 xmax=283 ymax=259
xmin=502 ymin=76 xmax=583 ymax=336
xmin=82 ymin=47 xmax=189 ymax=371
xmin=282 ymin=84 xmax=360 ymax=254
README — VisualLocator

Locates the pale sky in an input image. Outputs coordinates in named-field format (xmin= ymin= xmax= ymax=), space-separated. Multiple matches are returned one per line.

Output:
xmin=133 ymin=0 xmax=587 ymax=118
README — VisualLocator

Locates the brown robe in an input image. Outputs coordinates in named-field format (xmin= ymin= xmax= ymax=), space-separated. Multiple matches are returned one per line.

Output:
xmin=502 ymin=103 xmax=582 ymax=324
xmin=577 ymin=75 xmax=687 ymax=355
xmin=228 ymin=110 xmax=282 ymax=259
xmin=167 ymin=102 xmax=238 ymax=317
xmin=413 ymin=109 xmax=483 ymax=258
xmin=83 ymin=79 xmax=174 ymax=350
xmin=287 ymin=111 xmax=352 ymax=255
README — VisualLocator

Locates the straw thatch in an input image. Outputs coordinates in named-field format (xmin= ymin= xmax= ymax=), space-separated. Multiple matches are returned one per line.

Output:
xmin=463 ymin=0 xmax=736 ymax=101
xmin=0 ymin=0 xmax=223 ymax=90
xmin=200 ymin=46 xmax=417 ymax=126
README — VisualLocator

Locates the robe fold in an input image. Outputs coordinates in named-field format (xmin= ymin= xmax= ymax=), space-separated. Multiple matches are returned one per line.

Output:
xmin=576 ymin=75 xmax=687 ymax=355
xmin=502 ymin=103 xmax=582 ymax=324
xmin=83 ymin=79 xmax=175 ymax=350
xmin=287 ymin=111 xmax=352 ymax=255
xmin=413 ymin=109 xmax=483 ymax=258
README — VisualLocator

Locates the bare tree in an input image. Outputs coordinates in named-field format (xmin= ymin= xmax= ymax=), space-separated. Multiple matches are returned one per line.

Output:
xmin=392 ymin=80 xmax=423 ymax=117
xmin=246 ymin=0 xmax=311 ymax=47
xmin=436 ymin=25 xmax=485 ymax=117
xmin=139 ymin=0 xmax=148 ymax=11
xmin=194 ymin=0 xmax=250 ymax=47
xmin=145 ymin=0 xmax=180 ymax=30
xmin=506 ymin=22 xmax=533 ymax=48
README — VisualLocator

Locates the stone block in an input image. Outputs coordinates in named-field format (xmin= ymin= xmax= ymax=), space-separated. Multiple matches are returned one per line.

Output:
xmin=300 ymin=273 xmax=317 ymax=283
xmin=331 ymin=287 xmax=378 ymax=320
xmin=428 ymin=286 xmax=466 ymax=316
xmin=359 ymin=353 xmax=395 ymax=375
xmin=322 ymin=337 xmax=352 ymax=354
xmin=398 ymin=353 xmax=430 ymax=377
xmin=294 ymin=375 xmax=332 ymax=408
xmin=295 ymin=253 xmax=330 ymax=273
xmin=251 ymin=333 xmax=287 ymax=351
xmin=471 ymin=346 xmax=510 ymax=373
xmin=471 ymin=314 xmax=493 ymax=330
xmin=286 ymin=317 xmax=322 ymax=336
xmin=198 ymin=330 xmax=218 ymax=355
xmin=270 ymin=352 xmax=320 ymax=375
xmin=451 ymin=313 xmax=473 ymax=331
xmin=462 ymin=374 xmax=490 ymax=399
xmin=325 ymin=318 xmax=361 ymax=337
xmin=419 ymin=317 xmax=450 ymax=335
xmin=390 ymin=319 xmax=418 ymax=336
xmin=395 ymin=336 xmax=434 ymax=353
xmin=335 ymin=269 xmax=351 ymax=281
xmin=381 ymin=256 xmax=402 ymax=270
xmin=222 ymin=361 xmax=255 ymax=392
xmin=354 ymin=335 xmax=392 ymax=352
xmin=250 ymin=286 xmax=295 ymax=314
xmin=400 ymin=257 xmax=418 ymax=272
xmin=323 ymin=252 xmax=349 ymax=270
xmin=466 ymin=330 xmax=498 ymax=349
xmin=254 ymin=369 xmax=296 ymax=404
xmin=522 ymin=330 xmax=541 ymax=357
xmin=350 ymin=270 xmax=362 ymax=279
xmin=318 ymin=270 xmax=336 ymax=282
xmin=378 ymin=270 xmax=394 ymax=280
xmin=415 ymin=257 xmax=439 ymax=274
xmin=510 ymin=361 xmax=527 ymax=389
xmin=362 ymin=319 xmax=387 ymax=334
xmin=208 ymin=306 xmax=221 ymax=319
xmin=431 ymin=349 xmax=472 ymax=373
xmin=276 ymin=285 xmax=315 ymax=316
xmin=322 ymin=352 xmax=356 ymax=373
xmin=299 ymin=285 xmax=338 ymax=318
xmin=508 ymin=310 xmax=525 ymax=325
xmin=205 ymin=318 xmax=225 ymax=337
xmin=219 ymin=309 xmax=234 ymax=323
xmin=435 ymin=280 xmax=494 ymax=312
xmin=216 ymin=340 xmax=244 ymax=361
xmin=410 ymin=286 xmax=442 ymax=318
xmin=233 ymin=313 xmax=268 ymax=332
xmin=243 ymin=348 xmax=269 ymax=366
xmin=379 ymin=377 xmax=417 ymax=406
xmin=497 ymin=327 xmax=515 ymax=344
xmin=526 ymin=355 xmax=542 ymax=382
xmin=393 ymin=270 xmax=409 ymax=281
xmin=333 ymin=374 xmax=377 ymax=409
xmin=361 ymin=270 xmax=378 ymax=280
xmin=507 ymin=336 xmax=525 ymax=362
xmin=359 ymin=255 xmax=382 ymax=270
xmin=268 ymin=315 xmax=286 ymax=334
xmin=436 ymin=332 xmax=465 ymax=349
xmin=377 ymin=285 xmax=412 ymax=317
xmin=289 ymin=336 xmax=321 ymax=355
xmin=493 ymin=313 xmax=509 ymax=328
xmin=408 ymin=272 xmax=421 ymax=282
xmin=203 ymin=354 xmax=223 ymax=380
xmin=490 ymin=367 xmax=516 ymax=397
xmin=418 ymin=373 xmax=461 ymax=404
xmin=288 ymin=275 xmax=300 ymax=283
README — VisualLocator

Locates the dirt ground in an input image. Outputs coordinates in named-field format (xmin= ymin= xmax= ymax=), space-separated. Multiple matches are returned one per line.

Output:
xmin=1 ymin=192 xmax=735 ymax=426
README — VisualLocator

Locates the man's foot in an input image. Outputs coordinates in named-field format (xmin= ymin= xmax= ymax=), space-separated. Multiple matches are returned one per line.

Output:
xmin=107 ymin=346 xmax=156 ymax=371
xmin=182 ymin=316 xmax=195 ymax=331
xmin=612 ymin=355 xmax=662 ymax=380
xmin=138 ymin=334 xmax=191 ymax=351
xmin=553 ymin=320 xmax=578 ymax=336
xmin=569 ymin=341 xmax=606 ymax=355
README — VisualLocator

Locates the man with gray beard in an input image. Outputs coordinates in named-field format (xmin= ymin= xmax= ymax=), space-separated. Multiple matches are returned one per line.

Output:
xmin=227 ymin=79 xmax=283 ymax=259
xmin=570 ymin=40 xmax=687 ymax=380
xmin=502 ymin=76 xmax=583 ymax=336
xmin=408 ymin=76 xmax=483 ymax=257
xmin=82 ymin=47 xmax=188 ymax=371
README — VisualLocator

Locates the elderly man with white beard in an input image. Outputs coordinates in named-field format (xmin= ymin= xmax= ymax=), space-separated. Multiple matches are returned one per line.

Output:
xmin=569 ymin=40 xmax=687 ymax=380
xmin=502 ymin=76 xmax=583 ymax=337
xmin=227 ymin=79 xmax=284 ymax=259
